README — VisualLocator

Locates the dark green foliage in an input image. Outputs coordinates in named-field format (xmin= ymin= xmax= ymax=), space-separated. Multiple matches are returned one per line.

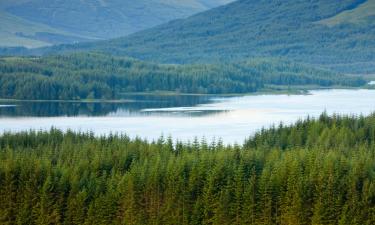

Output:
xmin=245 ymin=112 xmax=375 ymax=149
xmin=0 ymin=53 xmax=365 ymax=100
xmin=1 ymin=113 xmax=375 ymax=224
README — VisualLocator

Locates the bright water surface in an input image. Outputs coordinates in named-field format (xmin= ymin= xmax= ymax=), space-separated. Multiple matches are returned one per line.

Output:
xmin=1 ymin=89 xmax=375 ymax=144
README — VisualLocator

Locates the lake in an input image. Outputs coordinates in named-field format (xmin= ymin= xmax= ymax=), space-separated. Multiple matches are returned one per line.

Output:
xmin=1 ymin=89 xmax=375 ymax=144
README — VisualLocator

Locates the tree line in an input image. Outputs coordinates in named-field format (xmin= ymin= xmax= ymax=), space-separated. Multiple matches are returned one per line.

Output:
xmin=1 ymin=113 xmax=375 ymax=224
xmin=0 ymin=53 xmax=365 ymax=100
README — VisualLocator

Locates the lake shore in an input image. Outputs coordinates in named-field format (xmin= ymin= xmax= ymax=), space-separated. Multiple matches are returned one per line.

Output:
xmin=2 ymin=89 xmax=375 ymax=144
xmin=0 ymin=85 xmax=368 ymax=103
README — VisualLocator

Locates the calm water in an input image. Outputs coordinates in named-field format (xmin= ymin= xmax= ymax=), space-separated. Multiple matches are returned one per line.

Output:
xmin=1 ymin=89 xmax=375 ymax=144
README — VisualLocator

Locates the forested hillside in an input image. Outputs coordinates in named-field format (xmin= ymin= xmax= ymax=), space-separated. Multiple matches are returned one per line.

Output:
xmin=0 ymin=0 xmax=233 ymax=47
xmin=1 ymin=113 xmax=375 ymax=224
xmin=26 ymin=0 xmax=375 ymax=73
xmin=0 ymin=53 xmax=365 ymax=100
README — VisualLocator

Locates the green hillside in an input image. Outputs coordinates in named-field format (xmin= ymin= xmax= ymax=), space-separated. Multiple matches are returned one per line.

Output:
xmin=0 ymin=11 xmax=49 ymax=48
xmin=1 ymin=113 xmax=375 ymax=224
xmin=319 ymin=0 xmax=375 ymax=26
xmin=0 ymin=10 xmax=90 ymax=48
xmin=0 ymin=0 xmax=233 ymax=47
xmin=35 ymin=0 xmax=375 ymax=73
xmin=0 ymin=53 xmax=364 ymax=100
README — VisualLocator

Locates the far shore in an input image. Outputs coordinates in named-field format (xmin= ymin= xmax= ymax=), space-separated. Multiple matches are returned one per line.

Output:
xmin=0 ymin=85 xmax=372 ymax=103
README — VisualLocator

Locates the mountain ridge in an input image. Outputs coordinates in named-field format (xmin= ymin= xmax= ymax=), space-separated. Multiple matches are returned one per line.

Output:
xmin=19 ymin=0 xmax=374 ymax=73
xmin=0 ymin=0 xmax=234 ymax=47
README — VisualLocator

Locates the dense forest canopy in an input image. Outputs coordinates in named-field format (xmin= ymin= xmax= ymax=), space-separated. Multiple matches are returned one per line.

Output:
xmin=9 ymin=0 xmax=374 ymax=73
xmin=0 ymin=53 xmax=365 ymax=100
xmin=1 ymin=113 xmax=375 ymax=224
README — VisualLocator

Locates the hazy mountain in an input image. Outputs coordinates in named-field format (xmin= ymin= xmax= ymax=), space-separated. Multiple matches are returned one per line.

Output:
xmin=0 ymin=0 xmax=234 ymax=47
xmin=36 ymin=0 xmax=375 ymax=73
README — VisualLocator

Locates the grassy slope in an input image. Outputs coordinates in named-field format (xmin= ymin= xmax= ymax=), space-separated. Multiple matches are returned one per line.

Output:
xmin=0 ymin=1 xmax=82 ymax=48
xmin=319 ymin=0 xmax=375 ymax=26
xmin=3 ymin=0 xmax=235 ymax=42
xmin=0 ymin=11 xmax=47 ymax=48
xmin=0 ymin=11 xmax=82 ymax=48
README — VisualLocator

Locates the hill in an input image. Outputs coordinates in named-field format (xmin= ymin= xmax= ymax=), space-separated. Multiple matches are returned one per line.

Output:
xmin=319 ymin=0 xmax=375 ymax=26
xmin=1 ymin=113 xmax=375 ymax=224
xmin=0 ymin=53 xmax=364 ymax=100
xmin=31 ymin=0 xmax=375 ymax=73
xmin=0 ymin=10 xmax=90 ymax=48
xmin=0 ymin=0 xmax=233 ymax=47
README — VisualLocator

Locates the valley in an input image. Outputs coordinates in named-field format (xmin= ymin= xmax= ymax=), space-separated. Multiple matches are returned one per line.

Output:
xmin=0 ymin=1 xmax=375 ymax=224
xmin=15 ymin=0 xmax=373 ymax=73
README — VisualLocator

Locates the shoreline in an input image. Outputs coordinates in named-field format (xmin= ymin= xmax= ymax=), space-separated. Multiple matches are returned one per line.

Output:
xmin=0 ymin=85 xmax=370 ymax=103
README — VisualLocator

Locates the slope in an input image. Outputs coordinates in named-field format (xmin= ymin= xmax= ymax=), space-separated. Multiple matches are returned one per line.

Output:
xmin=36 ymin=0 xmax=375 ymax=73
xmin=319 ymin=0 xmax=375 ymax=26
xmin=1 ymin=0 xmax=234 ymax=47
xmin=0 ymin=10 xmax=91 ymax=48
xmin=0 ymin=53 xmax=364 ymax=100
xmin=2 ymin=113 xmax=375 ymax=224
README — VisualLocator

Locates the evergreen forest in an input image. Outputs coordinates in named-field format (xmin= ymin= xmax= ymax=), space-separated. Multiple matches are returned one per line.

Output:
xmin=1 ymin=113 xmax=375 ymax=224
xmin=0 ymin=53 xmax=365 ymax=100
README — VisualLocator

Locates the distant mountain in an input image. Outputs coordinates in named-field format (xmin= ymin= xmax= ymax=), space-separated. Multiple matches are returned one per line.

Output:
xmin=0 ymin=10 xmax=90 ymax=48
xmin=0 ymin=0 xmax=234 ymax=48
xmin=33 ymin=0 xmax=375 ymax=73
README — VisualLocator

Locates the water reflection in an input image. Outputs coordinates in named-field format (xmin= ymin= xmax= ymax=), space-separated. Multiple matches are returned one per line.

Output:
xmin=0 ymin=94 xmax=218 ymax=117
xmin=2 ymin=89 xmax=375 ymax=144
